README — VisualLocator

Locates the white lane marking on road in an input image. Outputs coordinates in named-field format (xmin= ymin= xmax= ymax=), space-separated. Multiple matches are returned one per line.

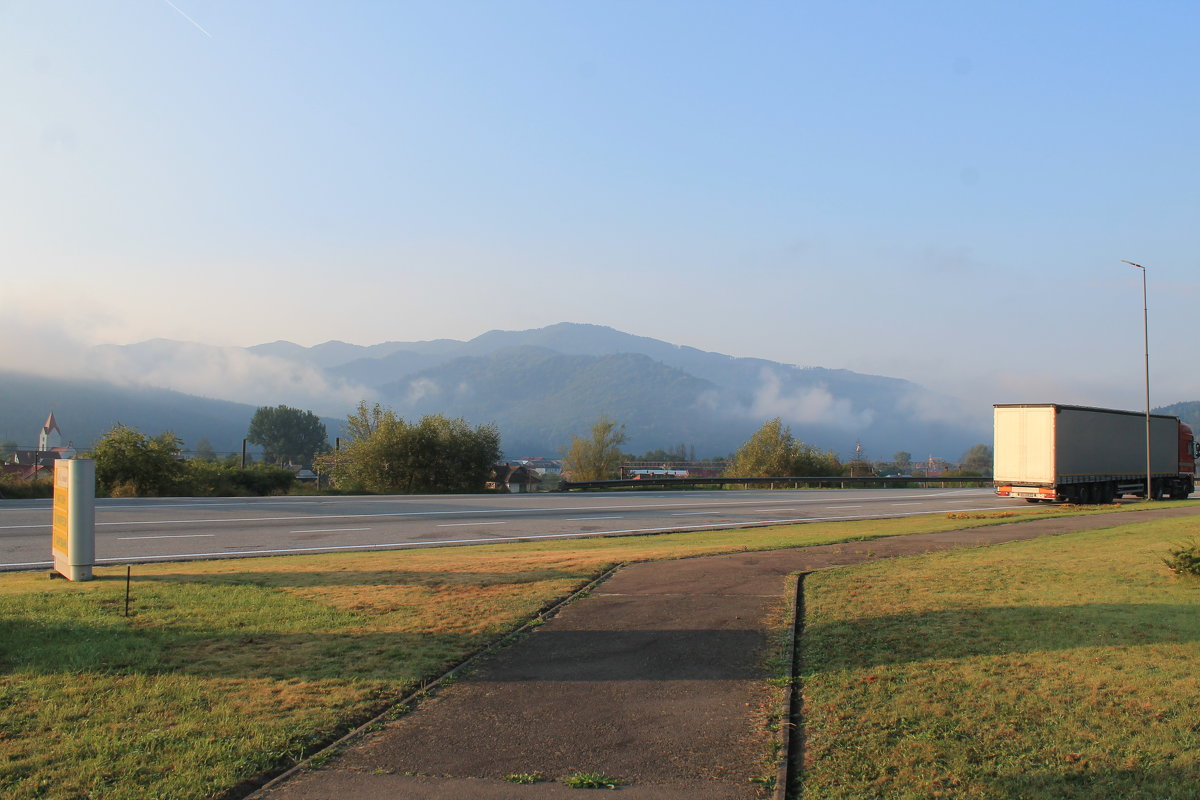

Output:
xmin=826 ymin=505 xmax=863 ymax=509
xmin=290 ymin=527 xmax=373 ymax=534
xmin=890 ymin=502 xmax=923 ymax=506
xmin=670 ymin=512 xmax=720 ymax=516
xmin=436 ymin=522 xmax=508 ymax=527
xmin=0 ymin=489 xmax=999 ymax=530
xmin=117 ymin=534 xmax=216 ymax=540
xmin=566 ymin=516 xmax=625 ymax=520
xmin=100 ymin=501 xmax=258 ymax=510
xmin=19 ymin=505 xmax=1019 ymax=567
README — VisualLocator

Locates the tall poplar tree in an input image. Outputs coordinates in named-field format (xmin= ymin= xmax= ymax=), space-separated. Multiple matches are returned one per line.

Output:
xmin=562 ymin=417 xmax=627 ymax=481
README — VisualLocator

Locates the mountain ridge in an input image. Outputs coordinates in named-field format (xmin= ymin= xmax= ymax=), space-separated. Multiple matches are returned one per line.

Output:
xmin=230 ymin=324 xmax=985 ymax=457
xmin=3 ymin=323 xmax=1003 ymax=459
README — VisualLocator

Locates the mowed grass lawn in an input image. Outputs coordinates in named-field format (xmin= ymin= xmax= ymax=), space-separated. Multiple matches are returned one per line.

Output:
xmin=0 ymin=500 xmax=1182 ymax=799
xmin=801 ymin=514 xmax=1200 ymax=800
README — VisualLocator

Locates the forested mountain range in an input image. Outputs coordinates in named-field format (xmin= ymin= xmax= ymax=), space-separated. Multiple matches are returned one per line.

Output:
xmin=251 ymin=322 xmax=990 ymax=457
xmin=1155 ymin=401 xmax=1200 ymax=430
xmin=1 ymin=324 xmax=1013 ymax=460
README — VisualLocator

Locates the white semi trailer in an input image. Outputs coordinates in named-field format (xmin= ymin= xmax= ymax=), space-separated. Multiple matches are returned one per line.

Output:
xmin=993 ymin=404 xmax=1196 ymax=504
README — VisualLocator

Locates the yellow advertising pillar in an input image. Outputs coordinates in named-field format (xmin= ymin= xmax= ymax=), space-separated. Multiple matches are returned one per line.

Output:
xmin=52 ymin=459 xmax=95 ymax=581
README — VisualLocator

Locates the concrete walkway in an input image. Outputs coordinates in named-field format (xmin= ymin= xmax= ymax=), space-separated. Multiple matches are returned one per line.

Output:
xmin=253 ymin=506 xmax=1200 ymax=800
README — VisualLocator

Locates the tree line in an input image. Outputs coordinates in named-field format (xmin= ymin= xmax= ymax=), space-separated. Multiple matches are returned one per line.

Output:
xmin=4 ymin=400 xmax=992 ymax=498
xmin=560 ymin=416 xmax=843 ymax=481
xmin=64 ymin=403 xmax=499 ymax=497
xmin=561 ymin=416 xmax=992 ymax=481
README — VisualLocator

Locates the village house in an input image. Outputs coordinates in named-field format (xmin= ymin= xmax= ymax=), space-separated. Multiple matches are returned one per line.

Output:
xmin=487 ymin=463 xmax=543 ymax=493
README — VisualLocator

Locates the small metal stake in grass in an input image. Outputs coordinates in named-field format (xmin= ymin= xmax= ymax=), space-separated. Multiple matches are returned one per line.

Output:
xmin=124 ymin=565 xmax=132 ymax=617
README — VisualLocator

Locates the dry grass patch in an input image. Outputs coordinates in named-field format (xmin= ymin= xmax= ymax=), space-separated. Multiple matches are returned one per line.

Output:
xmin=293 ymin=580 xmax=584 ymax=634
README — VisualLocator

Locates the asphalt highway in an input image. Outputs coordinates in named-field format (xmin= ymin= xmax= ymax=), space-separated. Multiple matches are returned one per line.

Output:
xmin=0 ymin=487 xmax=1018 ymax=571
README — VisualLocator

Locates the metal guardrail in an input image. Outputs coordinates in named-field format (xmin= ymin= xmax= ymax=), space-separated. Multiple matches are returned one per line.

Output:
xmin=560 ymin=475 xmax=994 ymax=491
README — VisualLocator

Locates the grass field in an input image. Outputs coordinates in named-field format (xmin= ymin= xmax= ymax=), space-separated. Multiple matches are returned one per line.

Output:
xmin=0 ymin=500 xmax=1184 ymax=799
xmin=800 ymin=514 xmax=1200 ymax=800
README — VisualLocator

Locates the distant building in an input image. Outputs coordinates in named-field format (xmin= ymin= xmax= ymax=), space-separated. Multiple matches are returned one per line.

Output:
xmin=287 ymin=465 xmax=319 ymax=484
xmin=1 ymin=462 xmax=44 ymax=482
xmin=619 ymin=462 xmax=724 ymax=479
xmin=5 ymin=413 xmax=76 ymax=479
xmin=629 ymin=469 xmax=690 ymax=479
xmin=516 ymin=457 xmax=562 ymax=476
xmin=488 ymin=463 xmax=543 ymax=493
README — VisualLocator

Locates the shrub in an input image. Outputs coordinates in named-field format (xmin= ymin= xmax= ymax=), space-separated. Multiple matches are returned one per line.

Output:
xmin=231 ymin=464 xmax=297 ymax=496
xmin=181 ymin=459 xmax=239 ymax=496
xmin=92 ymin=424 xmax=186 ymax=496
xmin=318 ymin=403 xmax=500 ymax=494
xmin=0 ymin=476 xmax=54 ymax=500
xmin=179 ymin=461 xmax=297 ymax=496
xmin=1162 ymin=539 xmax=1200 ymax=577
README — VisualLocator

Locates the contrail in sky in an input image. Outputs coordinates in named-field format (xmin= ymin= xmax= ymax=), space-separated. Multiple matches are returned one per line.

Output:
xmin=162 ymin=0 xmax=212 ymax=37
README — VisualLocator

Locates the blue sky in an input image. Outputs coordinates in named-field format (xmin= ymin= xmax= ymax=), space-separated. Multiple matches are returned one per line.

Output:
xmin=3 ymin=1 xmax=1198 ymax=412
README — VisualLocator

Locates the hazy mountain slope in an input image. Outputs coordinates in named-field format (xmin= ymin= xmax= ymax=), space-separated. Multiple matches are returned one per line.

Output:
xmin=276 ymin=323 xmax=927 ymax=412
xmin=0 ymin=371 xmax=264 ymax=453
xmin=461 ymin=325 xmax=928 ymax=417
xmin=248 ymin=337 xmax=470 ymax=369
xmin=1155 ymin=401 xmax=1200 ymax=429
xmin=440 ymin=325 xmax=975 ymax=457
xmin=83 ymin=323 xmax=993 ymax=458
xmin=244 ymin=340 xmax=313 ymax=362
xmin=376 ymin=347 xmax=721 ymax=456
xmin=327 ymin=350 xmax=446 ymax=387
xmin=89 ymin=340 xmax=369 ymax=417
xmin=373 ymin=346 xmax=982 ymax=458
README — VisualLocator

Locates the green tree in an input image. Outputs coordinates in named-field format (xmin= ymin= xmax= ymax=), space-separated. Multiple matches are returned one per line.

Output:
xmin=193 ymin=438 xmax=217 ymax=461
xmin=91 ymin=424 xmax=186 ymax=497
xmin=317 ymin=402 xmax=500 ymax=493
xmin=892 ymin=451 xmax=912 ymax=469
xmin=562 ymin=417 xmax=628 ymax=481
xmin=246 ymin=405 xmax=329 ymax=466
xmin=726 ymin=418 xmax=842 ymax=477
xmin=958 ymin=443 xmax=994 ymax=475
xmin=0 ymin=440 xmax=17 ymax=462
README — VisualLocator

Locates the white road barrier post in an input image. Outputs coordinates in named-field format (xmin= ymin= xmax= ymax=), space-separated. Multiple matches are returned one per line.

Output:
xmin=52 ymin=459 xmax=96 ymax=581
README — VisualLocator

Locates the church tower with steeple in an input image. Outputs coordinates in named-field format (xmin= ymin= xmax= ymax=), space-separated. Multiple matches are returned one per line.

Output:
xmin=39 ymin=412 xmax=63 ymax=452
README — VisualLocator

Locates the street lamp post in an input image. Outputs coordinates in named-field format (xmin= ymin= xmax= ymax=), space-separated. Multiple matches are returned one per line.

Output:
xmin=1122 ymin=260 xmax=1152 ymax=500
